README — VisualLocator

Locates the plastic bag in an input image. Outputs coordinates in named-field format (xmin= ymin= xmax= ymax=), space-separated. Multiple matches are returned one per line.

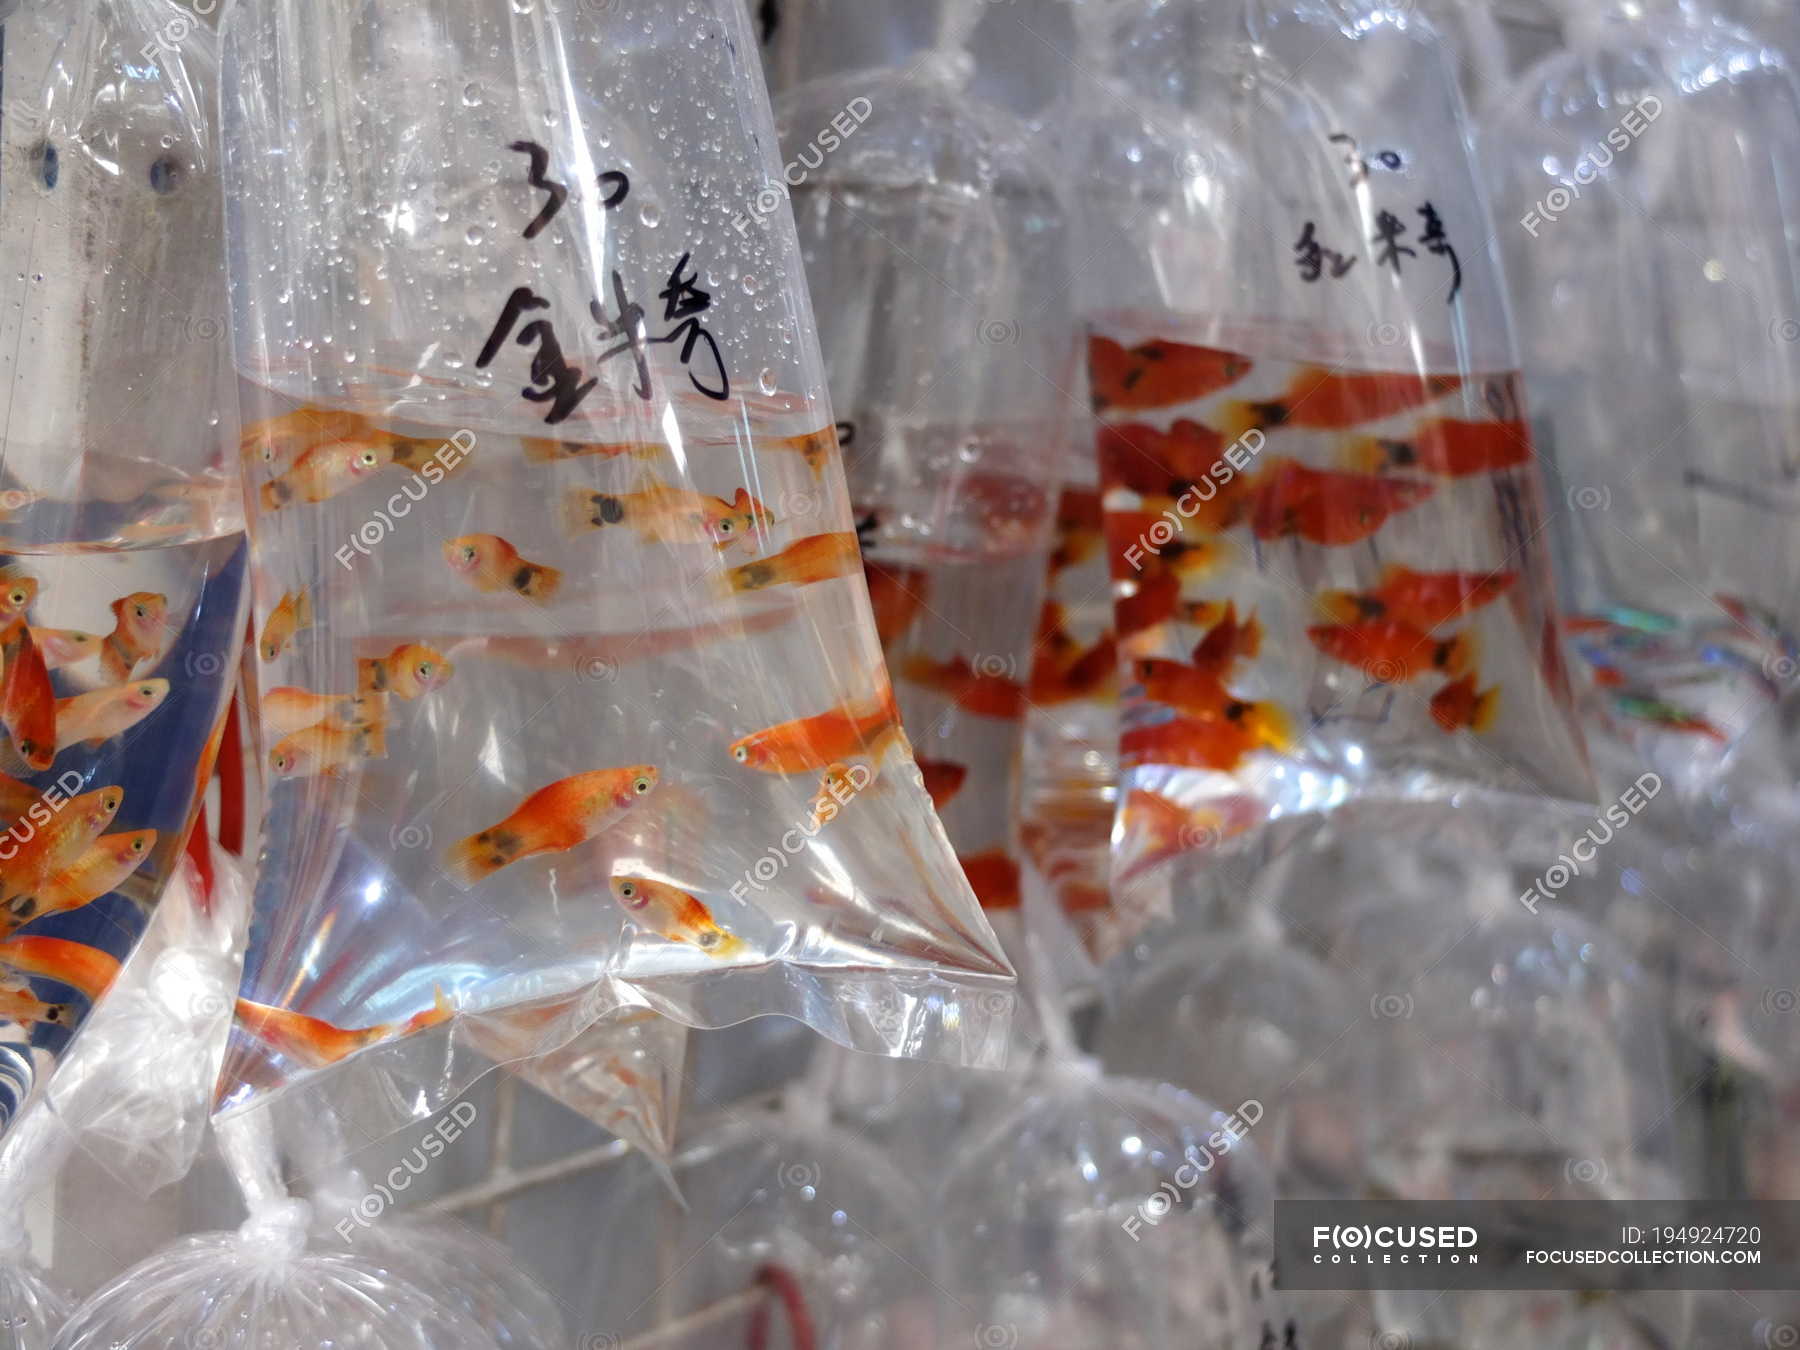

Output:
xmin=0 ymin=1106 xmax=75 ymax=1350
xmin=215 ymin=0 xmax=1013 ymax=1142
xmin=1073 ymin=0 xmax=1593 ymax=890
xmin=0 ymin=0 xmax=247 ymax=1144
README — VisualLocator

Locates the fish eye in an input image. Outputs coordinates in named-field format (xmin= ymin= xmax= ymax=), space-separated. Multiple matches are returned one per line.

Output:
xmin=618 ymin=881 xmax=636 ymax=899
xmin=132 ymin=838 xmax=145 ymax=852
xmin=460 ymin=546 xmax=477 ymax=563
xmin=140 ymin=685 xmax=156 ymax=697
xmin=732 ymin=745 xmax=749 ymax=763
xmin=633 ymin=776 xmax=653 ymax=795
xmin=8 ymin=590 xmax=24 ymax=606
xmin=716 ymin=519 xmax=733 ymax=535
xmin=134 ymin=605 xmax=148 ymax=619
xmin=359 ymin=450 xmax=379 ymax=466
xmin=416 ymin=663 xmax=433 ymax=679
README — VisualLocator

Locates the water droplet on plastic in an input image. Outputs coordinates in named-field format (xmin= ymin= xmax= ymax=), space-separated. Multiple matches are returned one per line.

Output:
xmin=462 ymin=83 xmax=485 ymax=107
xmin=740 ymin=274 xmax=759 ymax=296
xmin=638 ymin=202 xmax=662 ymax=228
xmin=758 ymin=368 xmax=778 ymax=395
xmin=465 ymin=225 xmax=485 ymax=246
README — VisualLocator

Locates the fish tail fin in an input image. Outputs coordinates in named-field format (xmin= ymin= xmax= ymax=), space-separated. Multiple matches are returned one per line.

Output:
xmin=706 ymin=929 xmax=747 ymax=961
xmin=1239 ymin=610 xmax=1263 ymax=662
xmin=1472 ymin=684 xmax=1502 ymax=734
xmin=559 ymin=488 xmax=609 ymax=536
xmin=1442 ymin=630 xmax=1478 ymax=678
xmin=291 ymin=588 xmax=314 ymax=630
xmin=446 ymin=830 xmax=505 ymax=885
xmin=258 ymin=479 xmax=290 ymax=513
xmin=523 ymin=563 xmax=564 ymax=603
xmin=520 ymin=436 xmax=560 ymax=463
xmin=356 ymin=658 xmax=385 ymax=695
xmin=1341 ymin=435 xmax=1390 ymax=474
xmin=1313 ymin=589 xmax=1366 ymax=626
xmin=1250 ymin=699 xmax=1298 ymax=753
xmin=1217 ymin=400 xmax=1277 ymax=442
xmin=355 ymin=721 xmax=388 ymax=759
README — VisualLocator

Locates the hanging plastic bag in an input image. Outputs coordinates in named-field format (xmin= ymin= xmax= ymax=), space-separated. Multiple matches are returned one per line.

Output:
xmin=0 ymin=1106 xmax=75 ymax=1350
xmin=0 ymin=0 xmax=248 ymax=1144
xmin=1073 ymin=0 xmax=1593 ymax=890
xmin=216 ymin=0 xmax=1013 ymax=1142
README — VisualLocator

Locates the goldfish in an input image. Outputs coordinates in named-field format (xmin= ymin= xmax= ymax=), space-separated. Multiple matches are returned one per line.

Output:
xmin=0 ymin=978 xmax=72 ymax=1027
xmin=1430 ymin=675 xmax=1500 ymax=733
xmin=235 ymin=987 xmax=454 ymax=1069
xmin=1612 ymin=694 xmax=1726 ymax=742
xmin=259 ymin=588 xmax=313 ymax=662
xmin=0 ymin=934 xmax=120 ymax=1000
xmin=1134 ymin=669 xmax=1293 ymax=751
xmin=899 ymin=653 xmax=1026 ymax=720
xmin=1050 ymin=488 xmax=1105 ymax=573
xmin=609 ymin=875 xmax=746 ymax=959
xmin=1120 ymin=711 xmax=1287 ymax=772
xmin=1119 ymin=789 xmax=1229 ymax=867
xmin=1249 ymin=459 xmax=1436 ymax=547
xmin=262 ymin=687 xmax=386 ymax=739
xmin=1029 ymin=631 xmax=1119 ymax=705
xmin=442 ymin=534 xmax=564 ymax=603
xmin=358 ymin=643 xmax=454 ymax=699
xmin=560 ymin=480 xmax=773 ymax=550
xmin=766 ymin=426 xmax=838 ymax=480
xmin=1 ymin=628 xmax=54 ymax=771
xmin=1099 ymin=425 xmax=1259 ymax=532
xmin=30 ymin=628 xmax=100 ymax=671
xmin=730 ymin=687 xmax=902 ymax=775
xmin=915 ymin=758 xmax=968 ymax=809
xmin=0 ymin=568 xmax=37 ymax=633
xmin=386 ymin=432 xmax=477 ymax=479
xmin=1316 ymin=565 xmax=1517 ymax=631
xmin=0 ymin=774 xmax=40 ymax=824
xmin=8 ymin=828 xmax=157 ymax=924
xmin=1089 ymin=336 xmax=1253 ymax=412
xmin=54 ymin=679 xmax=170 ymax=753
xmin=959 ymin=850 xmax=1021 ymax=910
xmin=1345 ymin=417 xmax=1533 ymax=477
xmin=100 ymin=591 xmax=171 ymax=682
xmin=240 ymin=407 xmax=375 ymax=469
xmin=1307 ymin=621 xmax=1474 ymax=683
xmin=865 ymin=563 xmax=928 ymax=646
xmin=259 ymin=434 xmax=392 ymax=510
xmin=1219 ymin=367 xmax=1463 ymax=437
xmin=808 ymin=762 xmax=870 ymax=826
xmin=268 ymin=720 xmax=387 ymax=778
xmin=1116 ymin=575 xmax=1210 ymax=639
xmin=521 ymin=434 xmax=660 ymax=464
xmin=1104 ymin=511 xmax=1230 ymax=581
xmin=447 ymin=765 xmax=659 ymax=882
xmin=0 ymin=786 xmax=124 ymax=905
xmin=1189 ymin=602 xmax=1262 ymax=675
xmin=725 ymin=532 xmax=861 ymax=593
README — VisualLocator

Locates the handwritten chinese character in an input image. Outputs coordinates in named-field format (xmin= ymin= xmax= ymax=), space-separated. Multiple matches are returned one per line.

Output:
xmin=509 ymin=141 xmax=568 ymax=241
xmin=1371 ymin=209 xmax=1417 ymax=274
xmin=476 ymin=285 xmax=599 ymax=424
xmin=648 ymin=252 xmax=730 ymax=401
xmin=589 ymin=269 xmax=653 ymax=402
xmin=1295 ymin=221 xmax=1357 ymax=283
xmin=1418 ymin=200 xmax=1461 ymax=303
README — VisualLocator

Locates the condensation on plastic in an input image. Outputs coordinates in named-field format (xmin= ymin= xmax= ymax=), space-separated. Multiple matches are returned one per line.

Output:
xmin=1485 ymin=0 xmax=1800 ymax=766
xmin=777 ymin=59 xmax=1071 ymax=928
xmin=762 ymin=0 xmax=967 ymax=97
xmin=0 ymin=1106 xmax=75 ymax=1350
xmin=47 ymin=840 xmax=248 ymax=1194
xmin=214 ymin=0 xmax=1014 ymax=1141
xmin=0 ymin=0 xmax=248 ymax=1146
xmin=1071 ymin=0 xmax=1594 ymax=898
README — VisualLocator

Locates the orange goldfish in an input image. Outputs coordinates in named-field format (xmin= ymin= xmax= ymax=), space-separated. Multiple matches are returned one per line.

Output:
xmin=560 ymin=481 xmax=773 ymax=549
xmin=0 ymin=978 xmax=72 ymax=1027
xmin=1346 ymin=418 xmax=1533 ymax=477
xmin=609 ymin=875 xmax=745 ymax=958
xmin=0 ymin=774 xmax=39 ymax=824
xmin=0 ymin=787 xmax=124 ymax=905
xmin=442 ymin=534 xmax=564 ymax=603
xmin=0 ymin=568 xmax=37 ymax=632
xmin=259 ymin=435 xmax=392 ymax=510
xmin=235 ymin=987 xmax=454 ymax=1069
xmin=1120 ymin=712 xmax=1287 ymax=772
xmin=30 ymin=627 xmax=100 ymax=671
xmin=1029 ymin=632 xmax=1118 ymax=705
xmin=1430 ymin=675 xmax=1500 ymax=733
xmin=865 ymin=563 xmax=928 ymax=646
xmin=1190 ymin=602 xmax=1263 ymax=675
xmin=1115 ymin=575 xmax=1224 ymax=639
xmin=240 ymin=407 xmax=375 ymax=469
xmin=358 ymin=643 xmax=454 ymax=699
xmin=1306 ymin=621 xmax=1473 ymax=683
xmin=8 ymin=828 xmax=157 ymax=924
xmin=1316 ymin=565 xmax=1517 ymax=631
xmin=959 ymin=850 xmax=1021 ymax=910
xmin=1098 ymin=424 xmax=1257 ymax=531
xmin=1090 ymin=336 xmax=1253 ymax=412
xmin=1220 ymin=367 xmax=1462 ymax=437
xmin=448 ymin=765 xmax=659 ymax=882
xmin=766 ymin=426 xmax=839 ymax=480
xmin=268 ymin=720 xmax=387 ymax=779
xmin=100 ymin=591 xmax=171 ymax=682
xmin=0 ymin=934 xmax=120 ymax=1000
xmin=262 ymin=687 xmax=386 ymax=739
xmin=808 ymin=761 xmax=871 ymax=826
xmin=1104 ymin=511 xmax=1229 ymax=581
xmin=727 ymin=532 xmax=862 ymax=594
xmin=899 ymin=653 xmax=1026 ymax=720
xmin=1 ymin=628 xmax=54 ymax=771
xmin=521 ymin=434 xmax=660 ymax=464
xmin=54 ymin=679 xmax=170 ymax=753
xmin=730 ymin=687 xmax=902 ymax=775
xmin=1050 ymin=488 xmax=1106 ymax=573
xmin=1249 ymin=460 xmax=1436 ymax=547
xmin=259 ymin=588 xmax=313 ymax=662
xmin=1120 ymin=789 xmax=1228 ymax=864
xmin=916 ymin=758 xmax=968 ymax=809
xmin=1134 ymin=670 xmax=1293 ymax=751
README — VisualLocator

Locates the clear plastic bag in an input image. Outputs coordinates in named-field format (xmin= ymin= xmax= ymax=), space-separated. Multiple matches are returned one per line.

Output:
xmin=0 ymin=1106 xmax=75 ymax=1350
xmin=1073 ymin=0 xmax=1593 ymax=889
xmin=215 ymin=0 xmax=1014 ymax=1140
xmin=0 ymin=0 xmax=248 ymax=1144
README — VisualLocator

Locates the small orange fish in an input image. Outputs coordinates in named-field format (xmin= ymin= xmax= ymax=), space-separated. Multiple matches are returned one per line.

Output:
xmin=1219 ymin=367 xmax=1462 ymax=437
xmin=0 ymin=787 xmax=124 ymax=905
xmin=959 ymin=850 xmax=1021 ymax=911
xmin=521 ymin=435 xmax=660 ymax=464
xmin=0 ymin=774 xmax=40 ymax=823
xmin=1104 ymin=511 xmax=1229 ymax=581
xmin=0 ymin=934 xmax=120 ymax=1000
xmin=447 ymin=765 xmax=659 ymax=882
xmin=1346 ymin=418 xmax=1533 ymax=477
xmin=726 ymin=532 xmax=861 ymax=593
xmin=1306 ymin=621 xmax=1473 ymax=682
xmin=262 ymin=687 xmax=386 ymax=739
xmin=1050 ymin=489 xmax=1106 ymax=574
xmin=100 ymin=591 xmax=172 ymax=682
xmin=235 ymin=987 xmax=454 ymax=1069
xmin=730 ymin=687 xmax=902 ymax=775
xmin=443 ymin=534 xmax=563 ymax=603
xmin=1089 ymin=336 xmax=1253 ymax=412
xmin=808 ymin=761 xmax=871 ymax=826
xmin=259 ymin=588 xmax=313 ymax=662
xmin=900 ymin=653 xmax=1027 ymax=720
xmin=1134 ymin=669 xmax=1292 ymax=750
xmin=2 ymin=627 xmax=54 ymax=771
xmin=865 ymin=563 xmax=928 ymax=647
xmin=560 ymin=480 xmax=773 ymax=550
xmin=1430 ymin=675 xmax=1500 ymax=733
xmin=357 ymin=643 xmax=454 ymax=699
xmin=0 ymin=977 xmax=72 ymax=1027
xmin=30 ymin=628 xmax=100 ymax=671
xmin=1249 ymin=460 xmax=1436 ymax=547
xmin=268 ymin=720 xmax=387 ymax=779
xmin=609 ymin=875 xmax=746 ymax=958
xmin=766 ymin=426 xmax=838 ymax=481
xmin=916 ymin=758 xmax=968 ymax=809
xmin=1316 ymin=565 xmax=1517 ymax=631
xmin=1120 ymin=712 xmax=1286 ymax=772
xmin=54 ymin=679 xmax=170 ymax=753
xmin=240 ymin=407 xmax=375 ymax=469
xmin=1098 ymin=424 xmax=1257 ymax=531
xmin=8 ymin=828 xmax=157 ymax=924
xmin=260 ymin=435 xmax=392 ymax=510
xmin=1116 ymin=575 xmax=1212 ymax=639
xmin=0 ymin=568 xmax=37 ymax=633
xmin=1190 ymin=602 xmax=1262 ymax=675
xmin=1120 ymin=789 xmax=1228 ymax=866
xmin=1030 ymin=628 xmax=1119 ymax=705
